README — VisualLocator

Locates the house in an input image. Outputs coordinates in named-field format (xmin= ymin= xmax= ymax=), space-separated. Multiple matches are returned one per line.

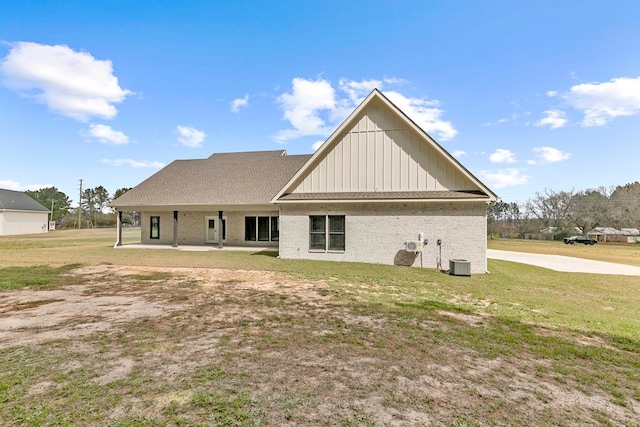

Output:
xmin=111 ymin=89 xmax=498 ymax=273
xmin=0 ymin=188 xmax=50 ymax=236
xmin=592 ymin=227 xmax=640 ymax=243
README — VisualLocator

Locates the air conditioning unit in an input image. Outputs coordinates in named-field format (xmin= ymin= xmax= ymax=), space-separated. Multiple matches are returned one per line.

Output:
xmin=404 ymin=240 xmax=423 ymax=253
xmin=449 ymin=259 xmax=471 ymax=276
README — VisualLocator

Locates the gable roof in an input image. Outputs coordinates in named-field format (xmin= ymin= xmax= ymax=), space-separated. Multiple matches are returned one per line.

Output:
xmin=110 ymin=150 xmax=311 ymax=210
xmin=0 ymin=188 xmax=50 ymax=212
xmin=272 ymin=89 xmax=497 ymax=203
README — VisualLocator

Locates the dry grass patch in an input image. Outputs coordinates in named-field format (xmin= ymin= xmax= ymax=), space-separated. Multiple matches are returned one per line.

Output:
xmin=0 ymin=264 xmax=639 ymax=426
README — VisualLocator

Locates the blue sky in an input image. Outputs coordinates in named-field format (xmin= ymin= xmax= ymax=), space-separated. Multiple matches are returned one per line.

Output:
xmin=1 ymin=1 xmax=639 ymax=205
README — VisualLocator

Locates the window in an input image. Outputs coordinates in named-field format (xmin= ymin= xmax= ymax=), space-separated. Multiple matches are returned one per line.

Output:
xmin=309 ymin=215 xmax=345 ymax=251
xmin=245 ymin=216 xmax=279 ymax=241
xmin=270 ymin=216 xmax=279 ymax=241
xmin=309 ymin=215 xmax=326 ymax=250
xmin=150 ymin=216 xmax=160 ymax=239
xmin=245 ymin=217 xmax=256 ymax=241
xmin=257 ymin=216 xmax=269 ymax=241
xmin=328 ymin=215 xmax=345 ymax=251
xmin=221 ymin=219 xmax=226 ymax=240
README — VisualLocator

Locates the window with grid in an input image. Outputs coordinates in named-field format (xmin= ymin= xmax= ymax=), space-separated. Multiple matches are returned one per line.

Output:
xmin=309 ymin=215 xmax=345 ymax=251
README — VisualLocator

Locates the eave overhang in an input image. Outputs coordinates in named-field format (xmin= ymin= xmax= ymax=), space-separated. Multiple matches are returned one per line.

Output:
xmin=274 ymin=191 xmax=492 ymax=204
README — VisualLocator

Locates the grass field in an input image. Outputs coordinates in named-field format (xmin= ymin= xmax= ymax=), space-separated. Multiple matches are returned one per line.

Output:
xmin=0 ymin=229 xmax=639 ymax=426
xmin=488 ymin=237 xmax=640 ymax=267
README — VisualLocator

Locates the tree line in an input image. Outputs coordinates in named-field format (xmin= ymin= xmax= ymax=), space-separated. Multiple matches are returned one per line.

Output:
xmin=488 ymin=181 xmax=640 ymax=239
xmin=25 ymin=186 xmax=135 ymax=229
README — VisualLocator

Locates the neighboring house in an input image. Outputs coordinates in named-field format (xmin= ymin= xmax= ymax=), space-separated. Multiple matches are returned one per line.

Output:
xmin=0 ymin=188 xmax=50 ymax=236
xmin=622 ymin=228 xmax=640 ymax=243
xmin=111 ymin=89 xmax=498 ymax=273
xmin=536 ymin=226 xmax=581 ymax=240
xmin=592 ymin=227 xmax=640 ymax=243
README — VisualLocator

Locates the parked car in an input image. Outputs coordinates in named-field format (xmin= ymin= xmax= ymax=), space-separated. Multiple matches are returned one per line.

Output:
xmin=563 ymin=235 xmax=597 ymax=245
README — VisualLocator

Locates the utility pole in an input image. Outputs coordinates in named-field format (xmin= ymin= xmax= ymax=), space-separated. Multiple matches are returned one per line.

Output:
xmin=78 ymin=179 xmax=83 ymax=229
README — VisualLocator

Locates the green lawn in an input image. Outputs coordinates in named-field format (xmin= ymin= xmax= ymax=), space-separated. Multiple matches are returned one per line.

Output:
xmin=0 ymin=229 xmax=638 ymax=425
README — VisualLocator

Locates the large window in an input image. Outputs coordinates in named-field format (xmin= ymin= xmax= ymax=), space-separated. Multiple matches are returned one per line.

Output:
xmin=309 ymin=215 xmax=345 ymax=251
xmin=309 ymin=215 xmax=326 ymax=250
xmin=245 ymin=216 xmax=279 ymax=241
xmin=150 ymin=216 xmax=160 ymax=239
xmin=270 ymin=216 xmax=279 ymax=241
xmin=257 ymin=217 xmax=270 ymax=241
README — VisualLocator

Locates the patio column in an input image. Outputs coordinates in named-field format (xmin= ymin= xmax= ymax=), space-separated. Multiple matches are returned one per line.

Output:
xmin=173 ymin=211 xmax=179 ymax=247
xmin=114 ymin=210 xmax=123 ymax=247
xmin=218 ymin=210 xmax=223 ymax=249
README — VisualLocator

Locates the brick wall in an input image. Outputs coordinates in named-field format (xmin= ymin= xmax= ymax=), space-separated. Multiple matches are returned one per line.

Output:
xmin=140 ymin=210 xmax=279 ymax=247
xmin=278 ymin=201 xmax=488 ymax=273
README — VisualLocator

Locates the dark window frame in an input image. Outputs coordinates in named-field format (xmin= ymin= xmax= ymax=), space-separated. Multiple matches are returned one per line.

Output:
xmin=245 ymin=217 xmax=257 ymax=241
xmin=270 ymin=216 xmax=279 ymax=241
xmin=150 ymin=216 xmax=160 ymax=239
xmin=245 ymin=216 xmax=279 ymax=242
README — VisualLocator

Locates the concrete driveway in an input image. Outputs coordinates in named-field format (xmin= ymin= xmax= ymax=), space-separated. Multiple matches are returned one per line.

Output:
xmin=488 ymin=249 xmax=640 ymax=276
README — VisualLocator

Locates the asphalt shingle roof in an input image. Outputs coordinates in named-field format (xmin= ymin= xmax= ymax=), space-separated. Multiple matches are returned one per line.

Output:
xmin=110 ymin=150 xmax=312 ymax=208
xmin=0 ymin=189 xmax=50 ymax=212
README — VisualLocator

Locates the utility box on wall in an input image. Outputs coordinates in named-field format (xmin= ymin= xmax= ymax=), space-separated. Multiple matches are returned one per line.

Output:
xmin=449 ymin=259 xmax=471 ymax=276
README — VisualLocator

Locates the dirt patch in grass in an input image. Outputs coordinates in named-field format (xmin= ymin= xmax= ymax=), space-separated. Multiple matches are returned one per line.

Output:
xmin=0 ymin=265 xmax=638 ymax=426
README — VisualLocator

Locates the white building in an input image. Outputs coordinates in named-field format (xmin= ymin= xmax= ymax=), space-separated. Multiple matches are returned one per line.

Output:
xmin=0 ymin=188 xmax=50 ymax=236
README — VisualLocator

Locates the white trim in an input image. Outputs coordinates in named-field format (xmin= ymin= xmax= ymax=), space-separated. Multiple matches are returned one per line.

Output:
xmin=204 ymin=215 xmax=227 ymax=243
xmin=276 ymin=197 xmax=491 ymax=204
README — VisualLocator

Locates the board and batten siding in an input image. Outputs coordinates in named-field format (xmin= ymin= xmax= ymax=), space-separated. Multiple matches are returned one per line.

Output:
xmin=292 ymin=100 xmax=476 ymax=194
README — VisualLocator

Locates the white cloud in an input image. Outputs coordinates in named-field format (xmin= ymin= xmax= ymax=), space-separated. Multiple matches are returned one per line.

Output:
xmin=479 ymin=168 xmax=530 ymax=189
xmin=563 ymin=76 xmax=640 ymax=126
xmin=533 ymin=146 xmax=571 ymax=162
xmin=338 ymin=78 xmax=381 ymax=103
xmin=275 ymin=77 xmax=337 ymax=142
xmin=483 ymin=114 xmax=521 ymax=127
xmin=311 ymin=140 xmax=324 ymax=151
xmin=86 ymin=124 xmax=129 ymax=145
xmin=452 ymin=150 xmax=466 ymax=158
xmin=0 ymin=179 xmax=51 ymax=191
xmin=275 ymin=77 xmax=457 ymax=143
xmin=0 ymin=42 xmax=131 ymax=121
xmin=535 ymin=110 xmax=568 ymax=129
xmin=384 ymin=91 xmax=457 ymax=141
xmin=176 ymin=125 xmax=206 ymax=148
xmin=489 ymin=149 xmax=517 ymax=164
xmin=231 ymin=94 xmax=249 ymax=113
xmin=102 ymin=158 xmax=165 ymax=168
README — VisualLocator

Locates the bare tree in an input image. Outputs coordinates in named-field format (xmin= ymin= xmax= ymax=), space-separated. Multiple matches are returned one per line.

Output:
xmin=526 ymin=189 xmax=574 ymax=228
xmin=567 ymin=187 xmax=613 ymax=234
xmin=513 ymin=202 xmax=535 ymax=237
xmin=611 ymin=182 xmax=640 ymax=228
